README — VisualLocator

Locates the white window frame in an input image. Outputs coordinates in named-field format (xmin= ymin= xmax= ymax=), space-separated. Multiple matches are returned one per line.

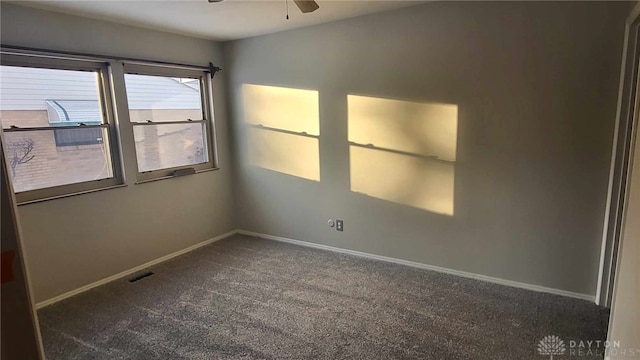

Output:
xmin=0 ymin=52 xmax=124 ymax=204
xmin=122 ymin=62 xmax=219 ymax=183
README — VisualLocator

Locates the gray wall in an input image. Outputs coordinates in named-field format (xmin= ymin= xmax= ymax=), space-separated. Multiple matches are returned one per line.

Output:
xmin=1 ymin=1 xmax=629 ymax=303
xmin=225 ymin=1 xmax=629 ymax=297
xmin=1 ymin=3 xmax=235 ymax=303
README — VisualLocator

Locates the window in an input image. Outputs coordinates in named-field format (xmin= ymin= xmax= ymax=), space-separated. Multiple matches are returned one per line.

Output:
xmin=123 ymin=64 xmax=217 ymax=181
xmin=0 ymin=53 xmax=122 ymax=203
xmin=0 ymin=49 xmax=220 ymax=203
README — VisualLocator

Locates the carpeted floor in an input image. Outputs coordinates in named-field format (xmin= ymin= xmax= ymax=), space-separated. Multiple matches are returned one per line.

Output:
xmin=38 ymin=234 xmax=608 ymax=359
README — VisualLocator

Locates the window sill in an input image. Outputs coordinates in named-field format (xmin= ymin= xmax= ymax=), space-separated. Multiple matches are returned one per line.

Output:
xmin=17 ymin=184 xmax=128 ymax=206
xmin=135 ymin=167 xmax=220 ymax=185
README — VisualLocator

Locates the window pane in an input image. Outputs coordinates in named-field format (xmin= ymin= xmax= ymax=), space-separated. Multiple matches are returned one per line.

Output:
xmin=124 ymin=74 xmax=202 ymax=122
xmin=0 ymin=66 xmax=103 ymax=128
xmin=133 ymin=123 xmax=208 ymax=172
xmin=4 ymin=128 xmax=113 ymax=193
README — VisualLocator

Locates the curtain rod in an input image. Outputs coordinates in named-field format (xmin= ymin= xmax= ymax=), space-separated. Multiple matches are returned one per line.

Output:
xmin=0 ymin=44 xmax=222 ymax=75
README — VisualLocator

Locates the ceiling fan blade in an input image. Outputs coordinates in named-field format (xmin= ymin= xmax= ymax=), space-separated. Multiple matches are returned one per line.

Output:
xmin=293 ymin=0 xmax=319 ymax=13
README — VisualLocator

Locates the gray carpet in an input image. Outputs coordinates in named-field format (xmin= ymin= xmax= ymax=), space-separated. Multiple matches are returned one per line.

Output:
xmin=38 ymin=234 xmax=608 ymax=359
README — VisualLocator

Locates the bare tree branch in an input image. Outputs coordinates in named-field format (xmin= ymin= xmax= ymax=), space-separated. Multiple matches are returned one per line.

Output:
xmin=8 ymin=138 xmax=35 ymax=177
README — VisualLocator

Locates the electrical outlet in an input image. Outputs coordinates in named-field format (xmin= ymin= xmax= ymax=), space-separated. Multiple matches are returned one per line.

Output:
xmin=336 ymin=220 xmax=344 ymax=231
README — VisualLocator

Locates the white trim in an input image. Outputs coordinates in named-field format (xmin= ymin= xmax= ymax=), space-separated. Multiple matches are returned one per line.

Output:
xmin=238 ymin=230 xmax=595 ymax=302
xmin=35 ymin=228 xmax=596 ymax=310
xmin=596 ymin=1 xmax=636 ymax=307
xmin=35 ymin=230 xmax=237 ymax=309
xmin=596 ymin=39 xmax=626 ymax=306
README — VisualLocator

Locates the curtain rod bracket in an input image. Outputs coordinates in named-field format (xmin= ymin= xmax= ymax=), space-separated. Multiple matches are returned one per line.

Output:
xmin=209 ymin=62 xmax=222 ymax=78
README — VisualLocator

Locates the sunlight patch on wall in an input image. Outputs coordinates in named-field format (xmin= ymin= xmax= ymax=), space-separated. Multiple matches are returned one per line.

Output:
xmin=247 ymin=127 xmax=320 ymax=181
xmin=243 ymin=84 xmax=319 ymax=135
xmin=243 ymin=84 xmax=320 ymax=181
xmin=348 ymin=95 xmax=458 ymax=215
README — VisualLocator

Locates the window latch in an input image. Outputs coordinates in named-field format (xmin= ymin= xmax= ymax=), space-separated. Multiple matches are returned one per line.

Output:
xmin=9 ymin=125 xmax=20 ymax=129
xmin=78 ymin=123 xmax=87 ymax=126
xmin=146 ymin=120 xmax=153 ymax=123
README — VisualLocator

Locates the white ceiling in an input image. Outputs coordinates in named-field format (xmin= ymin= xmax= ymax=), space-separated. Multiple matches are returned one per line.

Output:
xmin=17 ymin=0 xmax=422 ymax=41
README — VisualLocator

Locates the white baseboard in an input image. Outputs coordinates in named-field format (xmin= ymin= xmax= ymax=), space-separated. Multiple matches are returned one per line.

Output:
xmin=35 ymin=228 xmax=595 ymax=309
xmin=237 ymin=230 xmax=595 ymax=303
xmin=35 ymin=230 xmax=237 ymax=309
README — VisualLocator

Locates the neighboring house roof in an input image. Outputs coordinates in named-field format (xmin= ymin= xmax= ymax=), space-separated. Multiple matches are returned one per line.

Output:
xmin=124 ymin=74 xmax=202 ymax=110
xmin=46 ymin=100 xmax=102 ymax=125
xmin=177 ymin=78 xmax=200 ymax=91
xmin=0 ymin=66 xmax=201 ymax=111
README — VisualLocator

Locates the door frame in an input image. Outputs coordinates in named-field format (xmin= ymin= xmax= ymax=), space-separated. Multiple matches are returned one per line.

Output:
xmin=597 ymin=4 xmax=640 ymax=307
xmin=0 ymin=130 xmax=46 ymax=359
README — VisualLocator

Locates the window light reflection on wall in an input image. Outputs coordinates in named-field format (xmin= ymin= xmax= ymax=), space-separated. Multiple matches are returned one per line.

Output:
xmin=348 ymin=95 xmax=458 ymax=216
xmin=243 ymin=84 xmax=320 ymax=181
